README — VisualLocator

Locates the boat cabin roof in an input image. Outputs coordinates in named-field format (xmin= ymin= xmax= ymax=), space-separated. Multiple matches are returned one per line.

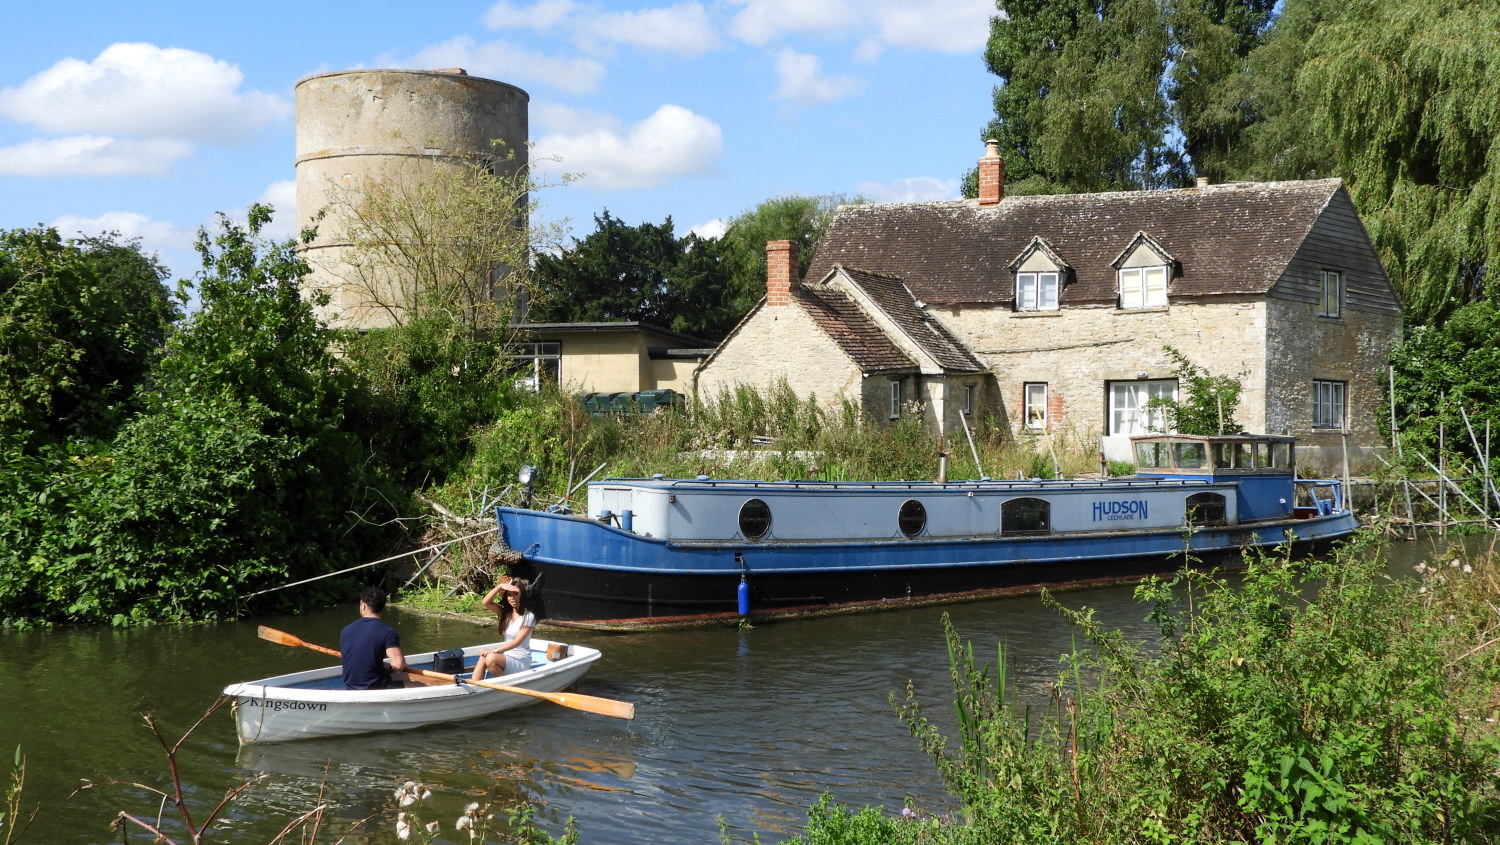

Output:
xmin=1130 ymin=433 xmax=1296 ymax=477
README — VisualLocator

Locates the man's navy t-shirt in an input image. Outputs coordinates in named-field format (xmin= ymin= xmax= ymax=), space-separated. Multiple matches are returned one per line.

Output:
xmin=340 ymin=616 xmax=401 ymax=690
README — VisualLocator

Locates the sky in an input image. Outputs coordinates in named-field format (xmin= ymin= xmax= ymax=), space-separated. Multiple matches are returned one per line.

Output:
xmin=0 ymin=0 xmax=999 ymax=285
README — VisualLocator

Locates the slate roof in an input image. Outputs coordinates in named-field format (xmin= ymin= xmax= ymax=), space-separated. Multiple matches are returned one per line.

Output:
xmin=805 ymin=179 xmax=1345 ymax=306
xmin=796 ymin=284 xmax=916 ymax=373
xmin=830 ymin=268 xmax=985 ymax=372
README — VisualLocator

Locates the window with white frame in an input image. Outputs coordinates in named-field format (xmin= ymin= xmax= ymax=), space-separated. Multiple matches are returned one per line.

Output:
xmin=1319 ymin=270 xmax=1342 ymax=318
xmin=1108 ymin=379 xmax=1177 ymax=435
xmin=889 ymin=379 xmax=902 ymax=419
xmin=1119 ymin=265 xmax=1169 ymax=309
xmin=509 ymin=341 xmax=561 ymax=392
xmin=963 ymin=383 xmax=976 ymax=415
xmin=1023 ymin=383 xmax=1048 ymax=430
xmin=1016 ymin=271 xmax=1059 ymax=311
xmin=1313 ymin=380 xmax=1346 ymax=429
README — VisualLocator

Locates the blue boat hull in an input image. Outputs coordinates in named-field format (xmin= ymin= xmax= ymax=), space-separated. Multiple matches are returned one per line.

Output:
xmin=496 ymin=506 xmax=1356 ymax=629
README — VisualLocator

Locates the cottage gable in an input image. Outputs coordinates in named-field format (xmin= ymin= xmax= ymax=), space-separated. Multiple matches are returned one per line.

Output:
xmin=796 ymin=284 xmax=916 ymax=374
xmin=816 ymin=267 xmax=985 ymax=375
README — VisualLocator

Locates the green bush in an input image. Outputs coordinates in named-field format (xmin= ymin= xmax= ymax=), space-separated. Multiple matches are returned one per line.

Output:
xmin=861 ymin=537 xmax=1500 ymax=843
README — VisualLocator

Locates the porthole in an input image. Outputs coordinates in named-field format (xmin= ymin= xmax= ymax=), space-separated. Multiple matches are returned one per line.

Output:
xmin=898 ymin=499 xmax=927 ymax=538
xmin=739 ymin=498 xmax=772 ymax=540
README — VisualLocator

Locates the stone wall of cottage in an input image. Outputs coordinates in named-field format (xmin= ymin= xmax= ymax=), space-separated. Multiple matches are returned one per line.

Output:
xmin=1264 ymin=296 xmax=1402 ymax=472
xmin=695 ymin=305 xmax=864 ymax=406
xmin=936 ymin=293 xmax=1396 ymax=467
xmin=937 ymin=300 xmax=1273 ymax=454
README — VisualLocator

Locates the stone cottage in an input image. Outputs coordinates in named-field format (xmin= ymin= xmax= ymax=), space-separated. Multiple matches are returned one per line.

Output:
xmin=694 ymin=142 xmax=1404 ymax=467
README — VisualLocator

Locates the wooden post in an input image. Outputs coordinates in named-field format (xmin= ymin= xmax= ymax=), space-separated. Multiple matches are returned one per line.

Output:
xmin=1389 ymin=365 xmax=1400 ymax=458
xmin=1439 ymin=420 xmax=1447 ymax=536
xmin=1341 ymin=430 xmax=1350 ymax=508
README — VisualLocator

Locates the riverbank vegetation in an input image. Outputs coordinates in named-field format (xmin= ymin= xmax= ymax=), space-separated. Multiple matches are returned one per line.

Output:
xmin=769 ymin=536 xmax=1500 ymax=844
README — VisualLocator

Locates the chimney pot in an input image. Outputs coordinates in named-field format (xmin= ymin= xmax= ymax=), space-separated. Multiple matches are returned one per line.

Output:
xmin=1196 ymin=176 xmax=1209 ymax=189
xmin=978 ymin=139 xmax=1004 ymax=206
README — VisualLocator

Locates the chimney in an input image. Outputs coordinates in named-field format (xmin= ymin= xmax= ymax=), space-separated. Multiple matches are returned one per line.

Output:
xmin=766 ymin=240 xmax=800 ymax=305
xmin=978 ymin=139 xmax=1004 ymax=206
xmin=1196 ymin=176 xmax=1209 ymax=189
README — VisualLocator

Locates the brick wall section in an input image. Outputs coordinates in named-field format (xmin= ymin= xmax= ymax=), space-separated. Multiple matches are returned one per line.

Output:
xmin=1016 ymin=383 xmax=1068 ymax=432
xmin=766 ymin=240 xmax=800 ymax=305
xmin=977 ymin=140 xmax=1004 ymax=207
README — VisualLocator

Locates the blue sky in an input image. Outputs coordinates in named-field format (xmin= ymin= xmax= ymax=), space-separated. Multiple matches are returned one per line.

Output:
xmin=1 ymin=0 xmax=998 ymax=284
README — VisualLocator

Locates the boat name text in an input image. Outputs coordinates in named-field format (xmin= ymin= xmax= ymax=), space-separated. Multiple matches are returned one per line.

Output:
xmin=242 ymin=698 xmax=329 ymax=712
xmin=1092 ymin=499 xmax=1148 ymax=521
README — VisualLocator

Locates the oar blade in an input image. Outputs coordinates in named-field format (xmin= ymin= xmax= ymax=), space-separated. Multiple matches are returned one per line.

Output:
xmin=258 ymin=625 xmax=341 ymax=657
xmin=257 ymin=625 xmax=303 ymax=647
xmin=406 ymin=667 xmax=635 ymax=720
xmin=555 ymin=692 xmax=635 ymax=720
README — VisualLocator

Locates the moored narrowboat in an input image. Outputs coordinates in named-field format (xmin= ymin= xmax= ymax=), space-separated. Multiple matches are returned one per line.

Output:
xmin=495 ymin=434 xmax=1356 ymax=630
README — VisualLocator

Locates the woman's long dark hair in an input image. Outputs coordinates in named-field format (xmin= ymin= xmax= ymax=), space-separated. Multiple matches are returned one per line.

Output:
xmin=497 ymin=578 xmax=533 ymax=635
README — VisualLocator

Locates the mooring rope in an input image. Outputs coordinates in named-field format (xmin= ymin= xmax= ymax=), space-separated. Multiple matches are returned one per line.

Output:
xmin=247 ymin=527 xmax=499 ymax=597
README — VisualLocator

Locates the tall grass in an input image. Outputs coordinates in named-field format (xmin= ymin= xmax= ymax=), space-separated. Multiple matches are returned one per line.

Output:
xmin=440 ymin=382 xmax=1106 ymax=511
xmin=779 ymin=536 xmax=1500 ymax=844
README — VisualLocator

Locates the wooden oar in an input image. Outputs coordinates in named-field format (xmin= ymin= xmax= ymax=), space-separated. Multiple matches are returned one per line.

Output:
xmin=256 ymin=626 xmax=634 ymax=720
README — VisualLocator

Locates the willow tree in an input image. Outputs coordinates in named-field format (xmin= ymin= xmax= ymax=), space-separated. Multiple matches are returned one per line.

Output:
xmin=1279 ymin=0 xmax=1500 ymax=326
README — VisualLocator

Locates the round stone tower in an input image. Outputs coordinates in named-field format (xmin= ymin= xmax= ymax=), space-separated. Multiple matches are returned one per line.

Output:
xmin=294 ymin=69 xmax=529 ymax=329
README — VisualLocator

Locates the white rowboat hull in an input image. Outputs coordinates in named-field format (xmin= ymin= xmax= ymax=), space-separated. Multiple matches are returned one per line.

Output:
xmin=224 ymin=639 xmax=599 ymax=744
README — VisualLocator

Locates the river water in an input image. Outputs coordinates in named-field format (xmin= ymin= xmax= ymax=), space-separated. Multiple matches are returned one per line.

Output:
xmin=0 ymin=534 xmax=1481 ymax=845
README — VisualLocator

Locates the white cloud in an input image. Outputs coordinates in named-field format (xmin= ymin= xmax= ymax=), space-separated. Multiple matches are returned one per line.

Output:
xmin=486 ymin=0 xmax=720 ymax=57
xmin=575 ymin=4 xmax=720 ymax=56
xmin=873 ymin=1 xmax=993 ymax=52
xmin=773 ymin=49 xmax=864 ymax=105
xmin=0 ymin=43 xmax=288 ymax=145
xmin=728 ymin=0 xmax=852 ymax=46
xmin=402 ymin=36 xmax=606 ymax=94
xmin=50 ymin=210 xmax=191 ymax=249
xmin=533 ymin=104 xmax=722 ymax=190
xmin=484 ymin=0 xmax=578 ymax=30
xmin=855 ymin=176 xmax=961 ymax=203
xmin=255 ymin=180 xmax=299 ymax=240
xmin=728 ymin=0 xmax=990 ymax=53
xmin=532 ymin=102 xmax=621 ymax=134
xmin=0 ymin=135 xmax=192 ymax=178
xmin=689 ymin=217 xmax=729 ymax=239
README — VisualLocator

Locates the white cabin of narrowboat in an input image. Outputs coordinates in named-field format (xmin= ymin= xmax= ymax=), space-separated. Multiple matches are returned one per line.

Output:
xmin=584 ymin=435 xmax=1314 ymax=546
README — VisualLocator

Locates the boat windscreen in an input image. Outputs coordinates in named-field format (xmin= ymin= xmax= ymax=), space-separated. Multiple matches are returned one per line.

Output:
xmin=1173 ymin=442 xmax=1207 ymax=469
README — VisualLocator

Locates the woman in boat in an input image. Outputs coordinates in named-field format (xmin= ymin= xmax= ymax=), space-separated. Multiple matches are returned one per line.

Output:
xmin=472 ymin=578 xmax=535 ymax=680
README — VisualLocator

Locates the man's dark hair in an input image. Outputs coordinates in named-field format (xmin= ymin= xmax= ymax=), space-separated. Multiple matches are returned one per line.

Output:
xmin=359 ymin=585 xmax=387 ymax=613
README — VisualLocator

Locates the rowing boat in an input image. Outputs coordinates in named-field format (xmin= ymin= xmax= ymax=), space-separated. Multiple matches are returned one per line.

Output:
xmin=224 ymin=639 xmax=599 ymax=744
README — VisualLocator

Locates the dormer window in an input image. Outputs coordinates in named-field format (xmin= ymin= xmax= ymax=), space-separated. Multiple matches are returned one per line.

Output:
xmin=1111 ymin=232 xmax=1175 ymax=310
xmin=1007 ymin=236 xmax=1069 ymax=312
xmin=1017 ymin=271 xmax=1059 ymax=311
xmin=1119 ymin=266 xmax=1168 ymax=309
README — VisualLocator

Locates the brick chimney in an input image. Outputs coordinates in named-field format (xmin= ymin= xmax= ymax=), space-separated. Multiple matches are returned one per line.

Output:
xmin=977 ymin=139 xmax=1004 ymax=206
xmin=766 ymin=240 xmax=800 ymax=305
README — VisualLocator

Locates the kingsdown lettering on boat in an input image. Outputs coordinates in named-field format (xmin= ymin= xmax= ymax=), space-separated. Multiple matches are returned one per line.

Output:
xmin=1092 ymin=499 xmax=1149 ymax=522
xmin=242 ymin=699 xmax=329 ymax=712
